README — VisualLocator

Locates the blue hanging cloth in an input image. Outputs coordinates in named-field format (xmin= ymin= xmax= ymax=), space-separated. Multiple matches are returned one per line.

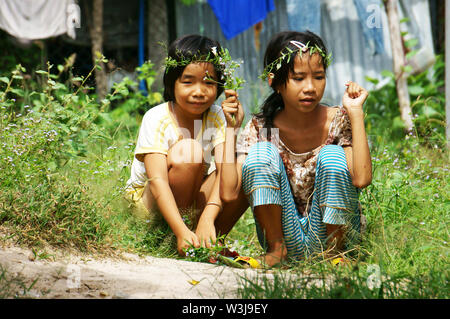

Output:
xmin=207 ymin=0 xmax=275 ymax=40
xmin=353 ymin=0 xmax=385 ymax=55
xmin=285 ymin=0 xmax=321 ymax=35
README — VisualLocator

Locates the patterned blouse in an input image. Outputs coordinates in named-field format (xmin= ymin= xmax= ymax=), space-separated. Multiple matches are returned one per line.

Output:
xmin=236 ymin=106 xmax=353 ymax=216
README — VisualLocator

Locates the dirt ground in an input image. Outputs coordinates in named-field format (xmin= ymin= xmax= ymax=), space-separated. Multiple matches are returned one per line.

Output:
xmin=0 ymin=241 xmax=268 ymax=299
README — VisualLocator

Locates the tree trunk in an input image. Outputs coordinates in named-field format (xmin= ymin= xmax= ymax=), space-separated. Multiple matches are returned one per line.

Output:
xmin=148 ymin=0 xmax=169 ymax=92
xmin=385 ymin=0 xmax=413 ymax=131
xmin=90 ymin=0 xmax=107 ymax=101
xmin=446 ymin=0 xmax=449 ymax=146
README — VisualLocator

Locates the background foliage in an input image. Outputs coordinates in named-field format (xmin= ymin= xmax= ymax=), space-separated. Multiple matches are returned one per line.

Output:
xmin=0 ymin=43 xmax=448 ymax=297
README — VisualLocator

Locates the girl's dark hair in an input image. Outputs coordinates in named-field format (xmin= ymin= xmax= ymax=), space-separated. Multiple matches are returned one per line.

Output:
xmin=256 ymin=30 xmax=329 ymax=130
xmin=163 ymin=34 xmax=225 ymax=101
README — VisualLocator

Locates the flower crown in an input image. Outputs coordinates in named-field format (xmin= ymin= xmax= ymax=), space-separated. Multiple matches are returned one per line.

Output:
xmin=260 ymin=40 xmax=332 ymax=80
xmin=164 ymin=46 xmax=245 ymax=91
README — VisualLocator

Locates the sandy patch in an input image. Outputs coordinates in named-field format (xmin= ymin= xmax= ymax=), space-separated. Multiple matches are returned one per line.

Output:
xmin=0 ymin=244 xmax=267 ymax=299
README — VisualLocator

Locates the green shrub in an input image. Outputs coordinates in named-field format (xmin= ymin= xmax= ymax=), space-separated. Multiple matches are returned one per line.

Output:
xmin=0 ymin=51 xmax=447 ymax=299
xmin=236 ymin=57 xmax=449 ymax=299
xmin=365 ymin=54 xmax=446 ymax=147
xmin=0 ymin=59 xmax=162 ymax=252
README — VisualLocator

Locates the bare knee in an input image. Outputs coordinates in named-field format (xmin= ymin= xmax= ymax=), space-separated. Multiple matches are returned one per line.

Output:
xmin=167 ymin=139 xmax=204 ymax=207
xmin=168 ymin=138 xmax=204 ymax=168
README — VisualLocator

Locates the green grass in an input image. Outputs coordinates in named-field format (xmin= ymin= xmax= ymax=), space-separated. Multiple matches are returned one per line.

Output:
xmin=0 ymin=60 xmax=448 ymax=299
xmin=0 ymin=265 xmax=39 ymax=299
xmin=235 ymin=134 xmax=449 ymax=299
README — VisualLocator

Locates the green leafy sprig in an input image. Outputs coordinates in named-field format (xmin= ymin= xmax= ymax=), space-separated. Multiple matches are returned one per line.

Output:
xmin=164 ymin=46 xmax=244 ymax=125
xmin=260 ymin=41 xmax=332 ymax=81
xmin=164 ymin=47 xmax=245 ymax=91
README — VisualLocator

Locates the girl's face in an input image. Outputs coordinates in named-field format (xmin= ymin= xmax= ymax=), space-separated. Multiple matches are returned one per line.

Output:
xmin=277 ymin=53 xmax=326 ymax=113
xmin=174 ymin=62 xmax=218 ymax=118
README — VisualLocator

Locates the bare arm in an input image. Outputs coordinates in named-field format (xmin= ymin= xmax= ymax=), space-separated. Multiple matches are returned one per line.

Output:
xmin=342 ymin=82 xmax=373 ymax=188
xmin=143 ymin=153 xmax=199 ymax=254
xmin=220 ymin=90 xmax=245 ymax=202
xmin=195 ymin=143 xmax=224 ymax=247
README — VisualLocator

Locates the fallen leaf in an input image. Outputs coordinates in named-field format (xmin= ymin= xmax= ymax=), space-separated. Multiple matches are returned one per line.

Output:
xmin=188 ymin=279 xmax=200 ymax=286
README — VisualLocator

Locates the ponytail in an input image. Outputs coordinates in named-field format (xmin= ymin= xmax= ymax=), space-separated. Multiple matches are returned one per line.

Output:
xmin=256 ymin=91 xmax=284 ymax=140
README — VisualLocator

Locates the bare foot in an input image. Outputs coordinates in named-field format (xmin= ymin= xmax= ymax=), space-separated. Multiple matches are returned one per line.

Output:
xmin=259 ymin=244 xmax=287 ymax=268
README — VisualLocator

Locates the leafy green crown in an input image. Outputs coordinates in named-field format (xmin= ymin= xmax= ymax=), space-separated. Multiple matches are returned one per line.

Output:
xmin=164 ymin=46 xmax=245 ymax=91
xmin=260 ymin=40 xmax=332 ymax=80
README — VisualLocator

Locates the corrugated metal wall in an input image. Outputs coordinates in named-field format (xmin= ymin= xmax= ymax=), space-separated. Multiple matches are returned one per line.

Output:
xmin=174 ymin=0 xmax=434 ymax=120
xmin=320 ymin=0 xmax=393 ymax=106
xmin=175 ymin=0 xmax=289 ymax=118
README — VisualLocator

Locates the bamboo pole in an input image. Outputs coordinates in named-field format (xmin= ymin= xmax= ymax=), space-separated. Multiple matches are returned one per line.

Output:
xmin=385 ymin=0 xmax=413 ymax=131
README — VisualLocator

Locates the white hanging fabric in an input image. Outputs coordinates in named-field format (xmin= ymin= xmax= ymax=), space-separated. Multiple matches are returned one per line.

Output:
xmin=0 ymin=0 xmax=80 ymax=41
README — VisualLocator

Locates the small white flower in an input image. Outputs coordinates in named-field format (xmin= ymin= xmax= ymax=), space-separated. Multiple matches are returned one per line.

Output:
xmin=211 ymin=46 xmax=217 ymax=56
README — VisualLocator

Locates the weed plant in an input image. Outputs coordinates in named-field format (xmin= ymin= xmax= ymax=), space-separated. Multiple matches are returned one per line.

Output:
xmin=0 ymin=265 xmax=39 ymax=298
xmin=0 ymin=58 xmax=161 ymax=253
xmin=236 ymin=55 xmax=449 ymax=299
xmin=0 ymin=54 xmax=448 ymax=298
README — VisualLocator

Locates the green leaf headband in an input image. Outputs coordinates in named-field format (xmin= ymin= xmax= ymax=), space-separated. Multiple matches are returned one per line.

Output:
xmin=260 ymin=40 xmax=332 ymax=81
xmin=164 ymin=46 xmax=245 ymax=91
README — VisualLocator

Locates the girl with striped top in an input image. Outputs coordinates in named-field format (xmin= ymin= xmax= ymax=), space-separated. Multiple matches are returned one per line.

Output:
xmin=220 ymin=31 xmax=372 ymax=267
